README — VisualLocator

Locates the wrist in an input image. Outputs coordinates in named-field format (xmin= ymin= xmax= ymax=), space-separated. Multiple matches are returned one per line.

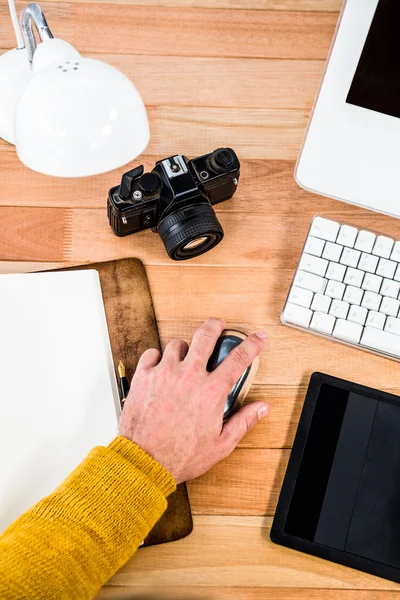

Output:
xmin=109 ymin=436 xmax=177 ymax=497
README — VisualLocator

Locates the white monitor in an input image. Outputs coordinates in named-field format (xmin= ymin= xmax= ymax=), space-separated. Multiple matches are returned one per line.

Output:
xmin=296 ymin=0 xmax=400 ymax=219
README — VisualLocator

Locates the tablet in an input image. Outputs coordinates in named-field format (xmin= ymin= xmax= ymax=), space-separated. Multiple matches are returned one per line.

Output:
xmin=271 ymin=372 xmax=400 ymax=583
xmin=296 ymin=0 xmax=400 ymax=219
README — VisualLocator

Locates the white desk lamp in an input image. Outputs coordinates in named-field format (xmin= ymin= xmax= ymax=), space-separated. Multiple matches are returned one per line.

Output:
xmin=0 ymin=1 xmax=150 ymax=177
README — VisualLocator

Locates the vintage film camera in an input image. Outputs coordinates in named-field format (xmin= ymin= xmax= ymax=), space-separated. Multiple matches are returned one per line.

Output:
xmin=107 ymin=148 xmax=240 ymax=260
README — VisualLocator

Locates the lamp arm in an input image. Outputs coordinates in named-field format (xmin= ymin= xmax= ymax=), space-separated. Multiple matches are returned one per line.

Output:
xmin=21 ymin=3 xmax=54 ymax=63
xmin=8 ymin=0 xmax=24 ymax=49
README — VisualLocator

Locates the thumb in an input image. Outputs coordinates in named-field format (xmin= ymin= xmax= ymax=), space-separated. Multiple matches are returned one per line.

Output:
xmin=220 ymin=402 xmax=269 ymax=451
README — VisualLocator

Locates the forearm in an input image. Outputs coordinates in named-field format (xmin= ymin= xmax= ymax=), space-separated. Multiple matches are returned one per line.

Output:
xmin=0 ymin=436 xmax=176 ymax=600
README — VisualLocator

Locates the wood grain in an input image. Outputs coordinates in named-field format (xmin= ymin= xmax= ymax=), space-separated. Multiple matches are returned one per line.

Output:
xmin=0 ymin=56 xmax=325 ymax=117
xmin=1 ymin=5 xmax=337 ymax=59
xmin=2 ymin=0 xmax=398 ymax=595
xmin=4 ymin=195 xmax=400 ymax=267
xmin=65 ymin=0 xmax=341 ymax=11
xmin=98 ymin=589 xmax=400 ymax=600
xmin=147 ymin=106 xmax=307 ymax=159
xmin=97 ymin=516 xmax=400 ymax=591
xmin=0 ymin=208 xmax=71 ymax=261
xmin=0 ymin=157 xmax=314 ymax=209
xmin=187 ymin=449 xmax=287 ymax=515
xmin=91 ymin=56 xmax=324 ymax=110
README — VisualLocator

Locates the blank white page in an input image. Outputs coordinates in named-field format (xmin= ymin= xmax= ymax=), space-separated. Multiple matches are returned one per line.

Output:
xmin=0 ymin=270 xmax=120 ymax=532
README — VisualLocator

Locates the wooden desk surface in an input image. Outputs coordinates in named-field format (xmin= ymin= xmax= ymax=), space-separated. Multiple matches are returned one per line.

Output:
xmin=2 ymin=0 xmax=400 ymax=597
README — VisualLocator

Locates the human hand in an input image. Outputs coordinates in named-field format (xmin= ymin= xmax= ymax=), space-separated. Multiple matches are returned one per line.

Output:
xmin=118 ymin=318 xmax=269 ymax=484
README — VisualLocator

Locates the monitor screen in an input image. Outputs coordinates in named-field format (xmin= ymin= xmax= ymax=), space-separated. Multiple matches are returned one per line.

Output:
xmin=347 ymin=0 xmax=400 ymax=119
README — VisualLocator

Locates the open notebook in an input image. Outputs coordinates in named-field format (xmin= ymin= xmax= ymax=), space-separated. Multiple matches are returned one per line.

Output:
xmin=0 ymin=270 xmax=120 ymax=533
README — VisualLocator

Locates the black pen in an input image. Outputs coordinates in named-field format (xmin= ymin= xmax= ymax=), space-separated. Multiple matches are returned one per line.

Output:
xmin=118 ymin=361 xmax=129 ymax=405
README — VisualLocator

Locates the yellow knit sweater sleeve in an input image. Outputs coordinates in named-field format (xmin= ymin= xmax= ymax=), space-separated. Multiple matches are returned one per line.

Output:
xmin=0 ymin=436 xmax=176 ymax=600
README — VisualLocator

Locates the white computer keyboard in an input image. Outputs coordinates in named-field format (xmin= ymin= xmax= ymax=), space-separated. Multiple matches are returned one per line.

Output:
xmin=282 ymin=216 xmax=400 ymax=361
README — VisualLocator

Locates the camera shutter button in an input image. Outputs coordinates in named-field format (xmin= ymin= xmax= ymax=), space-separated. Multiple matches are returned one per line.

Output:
xmin=139 ymin=173 xmax=160 ymax=194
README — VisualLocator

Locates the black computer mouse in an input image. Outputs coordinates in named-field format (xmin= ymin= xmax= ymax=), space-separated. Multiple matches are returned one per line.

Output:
xmin=207 ymin=329 xmax=260 ymax=421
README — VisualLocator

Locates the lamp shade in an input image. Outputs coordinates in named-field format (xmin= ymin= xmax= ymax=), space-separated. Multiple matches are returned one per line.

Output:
xmin=0 ymin=47 xmax=32 ymax=144
xmin=14 ymin=44 xmax=150 ymax=177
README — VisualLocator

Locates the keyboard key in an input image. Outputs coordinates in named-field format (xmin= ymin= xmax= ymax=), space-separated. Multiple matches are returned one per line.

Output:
xmin=294 ymin=270 xmax=327 ymax=294
xmin=355 ymin=230 xmax=376 ymax=253
xmin=304 ymin=236 xmax=325 ymax=257
xmin=380 ymin=278 xmax=400 ymax=299
xmin=337 ymin=225 xmax=358 ymax=248
xmin=343 ymin=285 xmax=363 ymax=306
xmin=284 ymin=218 xmax=400 ymax=362
xmin=385 ymin=317 xmax=400 ymax=336
xmin=366 ymin=311 xmax=386 ymax=330
xmin=326 ymin=261 xmax=346 ymax=282
xmin=344 ymin=267 xmax=364 ymax=287
xmin=372 ymin=235 xmax=394 ymax=259
xmin=288 ymin=286 xmax=313 ymax=309
xmin=394 ymin=264 xmax=400 ymax=283
xmin=390 ymin=241 xmax=400 ymax=263
xmin=347 ymin=305 xmax=367 ymax=325
xmin=310 ymin=217 xmax=340 ymax=242
xmin=325 ymin=280 xmax=345 ymax=300
xmin=311 ymin=293 xmax=331 ymax=313
xmin=380 ymin=296 xmax=400 ymax=317
xmin=358 ymin=252 xmax=379 ymax=273
xmin=340 ymin=247 xmax=361 ymax=268
xmin=361 ymin=327 xmax=400 ymax=357
xmin=376 ymin=258 xmax=397 ymax=279
xmin=333 ymin=319 xmax=363 ymax=344
xmin=362 ymin=273 xmax=382 ymax=293
xmin=282 ymin=303 xmax=312 ymax=328
xmin=299 ymin=253 xmax=328 ymax=277
xmin=361 ymin=291 xmax=382 ymax=311
xmin=329 ymin=299 xmax=349 ymax=319
xmin=310 ymin=312 xmax=335 ymax=335
xmin=322 ymin=242 xmax=343 ymax=262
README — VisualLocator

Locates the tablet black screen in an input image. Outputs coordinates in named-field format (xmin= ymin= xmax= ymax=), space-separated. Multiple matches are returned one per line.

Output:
xmin=271 ymin=374 xmax=400 ymax=583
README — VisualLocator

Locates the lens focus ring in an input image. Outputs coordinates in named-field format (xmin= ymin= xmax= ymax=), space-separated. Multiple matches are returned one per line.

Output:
xmin=158 ymin=204 xmax=224 ymax=260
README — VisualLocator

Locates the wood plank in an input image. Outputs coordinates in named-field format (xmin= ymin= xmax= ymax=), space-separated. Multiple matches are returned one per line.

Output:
xmin=0 ymin=262 xmax=66 ymax=274
xmin=4 ymin=198 xmax=400 ymax=268
xmin=100 ymin=516 xmax=400 ymax=590
xmin=98 ymin=588 xmax=398 ymax=600
xmin=93 ymin=56 xmax=323 ymax=109
xmin=158 ymin=321 xmax=400 ymax=392
xmin=0 ymin=106 xmax=307 ymax=171
xmin=0 ymin=208 xmax=71 ymax=261
xmin=147 ymin=106 xmax=307 ymax=159
xmin=1 ymin=5 xmax=337 ymax=59
xmin=66 ymin=209 xmax=400 ymax=266
xmin=0 ymin=57 xmax=323 ymax=114
xmin=187 ymin=448 xmax=286 ymax=515
xmin=98 ymin=588 xmax=399 ymax=600
xmin=0 ymin=158 xmax=312 ymax=209
xmin=65 ymin=0 xmax=341 ymax=11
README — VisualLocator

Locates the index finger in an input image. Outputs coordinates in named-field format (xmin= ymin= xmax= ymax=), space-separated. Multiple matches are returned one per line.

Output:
xmin=212 ymin=331 xmax=267 ymax=391
xmin=185 ymin=317 xmax=226 ymax=367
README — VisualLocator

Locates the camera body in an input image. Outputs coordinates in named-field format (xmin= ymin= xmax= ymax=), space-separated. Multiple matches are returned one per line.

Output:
xmin=107 ymin=148 xmax=240 ymax=260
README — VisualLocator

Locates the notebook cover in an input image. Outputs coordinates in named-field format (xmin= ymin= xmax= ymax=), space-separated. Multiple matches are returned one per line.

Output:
xmin=53 ymin=258 xmax=193 ymax=547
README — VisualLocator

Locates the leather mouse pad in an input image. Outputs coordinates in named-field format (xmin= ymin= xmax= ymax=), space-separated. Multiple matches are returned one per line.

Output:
xmin=53 ymin=258 xmax=193 ymax=547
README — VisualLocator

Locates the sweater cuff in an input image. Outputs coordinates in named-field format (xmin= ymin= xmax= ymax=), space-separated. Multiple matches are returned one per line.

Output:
xmin=108 ymin=436 xmax=176 ymax=497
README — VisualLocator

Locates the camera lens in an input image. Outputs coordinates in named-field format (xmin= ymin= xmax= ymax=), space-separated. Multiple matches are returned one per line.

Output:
xmin=158 ymin=203 xmax=224 ymax=261
xmin=183 ymin=237 xmax=209 ymax=250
